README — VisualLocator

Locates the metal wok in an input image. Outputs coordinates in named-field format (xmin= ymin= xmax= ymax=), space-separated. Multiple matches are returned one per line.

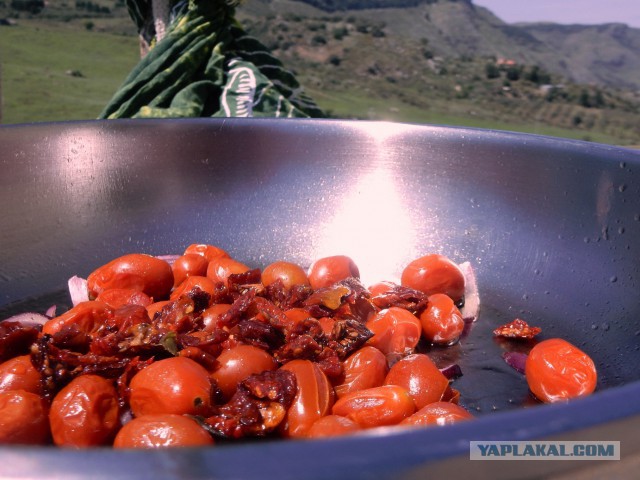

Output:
xmin=0 ymin=118 xmax=639 ymax=479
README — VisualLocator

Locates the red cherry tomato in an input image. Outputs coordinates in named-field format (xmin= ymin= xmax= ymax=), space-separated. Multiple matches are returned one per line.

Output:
xmin=87 ymin=254 xmax=174 ymax=301
xmin=211 ymin=345 xmax=278 ymax=401
xmin=96 ymin=288 xmax=152 ymax=310
xmin=365 ymin=307 xmax=422 ymax=356
xmin=525 ymin=338 xmax=597 ymax=403
xmin=419 ymin=293 xmax=464 ymax=345
xmin=129 ymin=357 xmax=213 ymax=417
xmin=113 ymin=414 xmax=214 ymax=448
xmin=206 ymin=257 xmax=251 ymax=287
xmin=307 ymin=255 xmax=360 ymax=290
xmin=368 ymin=281 xmax=395 ymax=297
xmin=332 ymin=385 xmax=415 ymax=428
xmin=201 ymin=303 xmax=232 ymax=332
xmin=306 ymin=415 xmax=360 ymax=438
xmin=171 ymin=253 xmax=210 ymax=287
xmin=0 ymin=355 xmax=41 ymax=395
xmin=42 ymin=301 xmax=112 ymax=337
xmin=384 ymin=354 xmax=450 ymax=409
xmin=184 ymin=244 xmax=230 ymax=262
xmin=280 ymin=360 xmax=334 ymax=438
xmin=49 ymin=374 xmax=120 ymax=447
xmin=146 ymin=300 xmax=170 ymax=320
xmin=401 ymin=254 xmax=465 ymax=303
xmin=400 ymin=401 xmax=474 ymax=427
xmin=334 ymin=346 xmax=388 ymax=399
xmin=170 ymin=275 xmax=217 ymax=301
xmin=0 ymin=390 xmax=50 ymax=445
xmin=262 ymin=261 xmax=310 ymax=290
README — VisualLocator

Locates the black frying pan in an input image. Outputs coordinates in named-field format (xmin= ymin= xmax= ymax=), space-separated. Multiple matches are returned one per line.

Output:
xmin=1 ymin=119 xmax=639 ymax=479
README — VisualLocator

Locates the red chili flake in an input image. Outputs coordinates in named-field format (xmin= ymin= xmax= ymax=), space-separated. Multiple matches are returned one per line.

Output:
xmin=493 ymin=318 xmax=541 ymax=339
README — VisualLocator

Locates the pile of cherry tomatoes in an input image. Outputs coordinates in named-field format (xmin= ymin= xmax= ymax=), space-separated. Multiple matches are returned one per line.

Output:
xmin=0 ymin=244 xmax=597 ymax=448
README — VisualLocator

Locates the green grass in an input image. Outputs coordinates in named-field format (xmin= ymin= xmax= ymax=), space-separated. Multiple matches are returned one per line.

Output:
xmin=1 ymin=21 xmax=139 ymax=124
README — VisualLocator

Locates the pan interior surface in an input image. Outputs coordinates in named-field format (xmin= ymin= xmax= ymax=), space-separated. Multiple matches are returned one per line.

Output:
xmin=0 ymin=118 xmax=639 ymax=478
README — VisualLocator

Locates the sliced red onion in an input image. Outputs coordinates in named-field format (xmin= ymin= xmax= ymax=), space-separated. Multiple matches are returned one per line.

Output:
xmin=45 ymin=305 xmax=57 ymax=318
xmin=2 ymin=312 xmax=49 ymax=328
xmin=458 ymin=261 xmax=480 ymax=322
xmin=68 ymin=275 xmax=89 ymax=306
xmin=439 ymin=363 xmax=463 ymax=380
xmin=156 ymin=254 xmax=179 ymax=266
xmin=502 ymin=351 xmax=528 ymax=374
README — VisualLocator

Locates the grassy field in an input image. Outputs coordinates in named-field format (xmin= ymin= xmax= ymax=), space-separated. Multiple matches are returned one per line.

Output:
xmin=1 ymin=21 xmax=139 ymax=124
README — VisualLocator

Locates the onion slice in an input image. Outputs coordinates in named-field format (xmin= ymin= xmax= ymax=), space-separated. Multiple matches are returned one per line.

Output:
xmin=440 ymin=363 xmax=463 ymax=380
xmin=458 ymin=261 xmax=480 ymax=322
xmin=68 ymin=275 xmax=89 ymax=306
xmin=502 ymin=351 xmax=528 ymax=374
xmin=156 ymin=254 xmax=179 ymax=266
xmin=2 ymin=312 xmax=49 ymax=328
xmin=45 ymin=305 xmax=57 ymax=318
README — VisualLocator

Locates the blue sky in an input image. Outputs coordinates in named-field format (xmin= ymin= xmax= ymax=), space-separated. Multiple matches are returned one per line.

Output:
xmin=472 ymin=0 xmax=640 ymax=28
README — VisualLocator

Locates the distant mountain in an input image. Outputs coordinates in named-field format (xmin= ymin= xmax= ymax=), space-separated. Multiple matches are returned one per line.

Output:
xmin=239 ymin=0 xmax=640 ymax=91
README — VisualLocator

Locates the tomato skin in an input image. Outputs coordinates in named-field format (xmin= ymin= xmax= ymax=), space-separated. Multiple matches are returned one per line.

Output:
xmin=87 ymin=254 xmax=174 ymax=301
xmin=206 ymin=257 xmax=251 ymax=287
xmin=211 ymin=345 xmax=278 ymax=401
xmin=113 ymin=414 xmax=214 ymax=448
xmin=170 ymin=275 xmax=217 ymax=301
xmin=201 ymin=303 xmax=232 ymax=332
xmin=184 ymin=244 xmax=230 ymax=262
xmin=262 ymin=261 xmax=310 ymax=290
xmin=400 ymin=401 xmax=473 ymax=427
xmin=49 ymin=375 xmax=120 ymax=447
xmin=0 ymin=355 xmax=41 ymax=395
xmin=419 ymin=293 xmax=464 ymax=345
xmin=401 ymin=254 xmax=465 ymax=303
xmin=280 ymin=360 xmax=334 ymax=438
xmin=332 ymin=385 xmax=415 ymax=428
xmin=0 ymin=390 xmax=50 ymax=445
xmin=172 ymin=254 xmax=210 ymax=287
xmin=42 ymin=301 xmax=112 ymax=337
xmin=96 ymin=288 xmax=152 ymax=310
xmin=306 ymin=415 xmax=360 ymax=438
xmin=365 ymin=307 xmax=422 ymax=356
xmin=525 ymin=338 xmax=597 ymax=403
xmin=129 ymin=357 xmax=213 ymax=417
xmin=307 ymin=255 xmax=360 ymax=290
xmin=384 ymin=353 xmax=449 ymax=409
xmin=146 ymin=300 xmax=170 ymax=320
xmin=334 ymin=346 xmax=388 ymax=399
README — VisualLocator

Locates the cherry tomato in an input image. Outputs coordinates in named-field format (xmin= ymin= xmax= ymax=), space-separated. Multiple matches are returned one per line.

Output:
xmin=129 ymin=357 xmax=213 ymax=417
xmin=87 ymin=254 xmax=174 ymax=301
xmin=0 ymin=355 xmax=41 ymax=395
xmin=113 ymin=414 xmax=214 ymax=448
xmin=318 ymin=317 xmax=335 ymax=336
xmin=170 ymin=275 xmax=217 ymax=301
xmin=280 ymin=360 xmax=334 ymax=438
xmin=384 ymin=354 xmax=450 ymax=409
xmin=201 ymin=303 xmax=232 ymax=332
xmin=184 ymin=244 xmax=230 ymax=262
xmin=262 ymin=261 xmax=310 ymax=290
xmin=206 ymin=257 xmax=251 ymax=287
xmin=401 ymin=254 xmax=465 ymax=303
xmin=419 ymin=293 xmax=464 ymax=345
xmin=0 ymin=390 xmax=50 ymax=445
xmin=400 ymin=401 xmax=473 ymax=427
xmin=332 ymin=385 xmax=415 ymax=428
xmin=146 ymin=300 xmax=170 ymax=320
xmin=334 ymin=346 xmax=388 ymax=399
xmin=42 ymin=301 xmax=112 ymax=337
xmin=365 ymin=307 xmax=422 ymax=356
xmin=49 ymin=374 xmax=119 ymax=447
xmin=95 ymin=288 xmax=152 ymax=310
xmin=171 ymin=253 xmax=210 ymax=287
xmin=525 ymin=338 xmax=597 ymax=403
xmin=211 ymin=345 xmax=277 ymax=401
xmin=307 ymin=255 xmax=360 ymax=290
xmin=306 ymin=415 xmax=360 ymax=438
xmin=368 ymin=281 xmax=395 ymax=297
